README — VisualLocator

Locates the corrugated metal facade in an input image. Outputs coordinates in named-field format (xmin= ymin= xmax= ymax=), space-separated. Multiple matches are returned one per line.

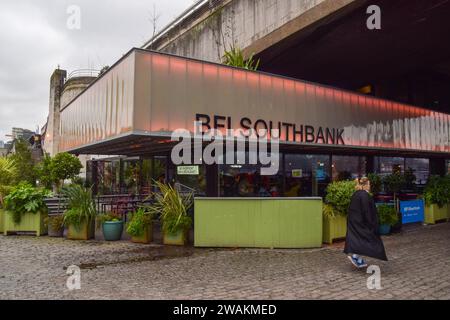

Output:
xmin=60 ymin=49 xmax=450 ymax=154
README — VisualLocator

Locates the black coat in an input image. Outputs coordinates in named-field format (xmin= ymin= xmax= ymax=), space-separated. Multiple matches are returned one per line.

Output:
xmin=344 ymin=190 xmax=388 ymax=261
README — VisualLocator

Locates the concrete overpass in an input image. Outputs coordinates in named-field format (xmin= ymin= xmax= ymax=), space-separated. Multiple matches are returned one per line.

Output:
xmin=143 ymin=0 xmax=360 ymax=64
xmin=143 ymin=0 xmax=450 ymax=114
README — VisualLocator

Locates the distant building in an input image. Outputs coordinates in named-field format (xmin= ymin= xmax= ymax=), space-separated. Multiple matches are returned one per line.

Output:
xmin=0 ymin=140 xmax=7 ymax=157
xmin=9 ymin=127 xmax=35 ymax=141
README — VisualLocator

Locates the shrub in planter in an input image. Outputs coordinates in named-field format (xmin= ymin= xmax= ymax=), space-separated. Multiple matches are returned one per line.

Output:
xmin=322 ymin=180 xmax=356 ymax=244
xmin=126 ymin=208 xmax=153 ymax=244
xmin=324 ymin=180 xmax=357 ymax=217
xmin=423 ymin=175 xmax=450 ymax=224
xmin=62 ymin=185 xmax=97 ymax=240
xmin=44 ymin=215 xmax=65 ymax=237
xmin=97 ymin=212 xmax=124 ymax=241
xmin=3 ymin=183 xmax=50 ymax=236
xmin=147 ymin=182 xmax=193 ymax=246
xmin=377 ymin=205 xmax=398 ymax=235
xmin=4 ymin=183 xmax=51 ymax=225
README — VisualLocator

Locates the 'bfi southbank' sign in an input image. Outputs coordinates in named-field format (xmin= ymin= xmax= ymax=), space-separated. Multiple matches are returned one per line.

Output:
xmin=196 ymin=114 xmax=345 ymax=145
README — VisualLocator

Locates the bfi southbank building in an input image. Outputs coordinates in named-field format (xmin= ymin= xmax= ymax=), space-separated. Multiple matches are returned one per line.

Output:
xmin=59 ymin=49 xmax=450 ymax=199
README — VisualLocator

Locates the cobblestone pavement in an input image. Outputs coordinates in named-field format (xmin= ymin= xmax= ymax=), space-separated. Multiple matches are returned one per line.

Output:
xmin=0 ymin=222 xmax=449 ymax=300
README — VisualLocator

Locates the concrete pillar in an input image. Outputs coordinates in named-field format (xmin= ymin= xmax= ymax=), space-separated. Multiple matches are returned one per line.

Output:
xmin=45 ymin=69 xmax=67 ymax=156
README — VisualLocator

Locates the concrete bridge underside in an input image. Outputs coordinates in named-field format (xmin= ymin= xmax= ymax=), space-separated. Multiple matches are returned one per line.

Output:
xmin=145 ymin=0 xmax=450 ymax=113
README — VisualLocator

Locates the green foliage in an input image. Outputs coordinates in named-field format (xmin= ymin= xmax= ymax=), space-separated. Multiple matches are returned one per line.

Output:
xmin=383 ymin=172 xmax=406 ymax=194
xmin=0 ymin=157 xmax=19 ymax=207
xmin=377 ymin=205 xmax=399 ymax=226
xmin=368 ymin=173 xmax=382 ymax=195
xmin=52 ymin=153 xmax=83 ymax=182
xmin=62 ymin=185 xmax=96 ymax=229
xmin=0 ymin=157 xmax=18 ymax=185
xmin=223 ymin=46 xmax=260 ymax=71
xmin=423 ymin=175 xmax=450 ymax=208
xmin=10 ymin=139 xmax=37 ymax=185
xmin=404 ymin=167 xmax=417 ymax=190
xmin=322 ymin=203 xmax=336 ymax=219
xmin=4 ymin=183 xmax=51 ymax=224
xmin=96 ymin=212 xmax=122 ymax=230
xmin=146 ymin=181 xmax=193 ymax=235
xmin=35 ymin=155 xmax=53 ymax=189
xmin=36 ymin=153 xmax=82 ymax=191
xmin=126 ymin=208 xmax=153 ymax=237
xmin=44 ymin=215 xmax=64 ymax=232
xmin=324 ymin=180 xmax=357 ymax=217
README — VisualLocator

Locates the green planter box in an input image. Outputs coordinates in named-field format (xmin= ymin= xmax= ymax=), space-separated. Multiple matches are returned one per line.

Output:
xmin=163 ymin=229 xmax=187 ymax=246
xmin=195 ymin=197 xmax=323 ymax=249
xmin=67 ymin=220 xmax=95 ymax=240
xmin=323 ymin=214 xmax=347 ymax=244
xmin=130 ymin=224 xmax=153 ymax=244
xmin=0 ymin=209 xmax=5 ymax=234
xmin=3 ymin=211 xmax=48 ymax=236
xmin=425 ymin=204 xmax=449 ymax=224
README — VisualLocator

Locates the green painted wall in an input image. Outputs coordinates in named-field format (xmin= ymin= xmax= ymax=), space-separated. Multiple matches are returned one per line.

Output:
xmin=194 ymin=198 xmax=322 ymax=249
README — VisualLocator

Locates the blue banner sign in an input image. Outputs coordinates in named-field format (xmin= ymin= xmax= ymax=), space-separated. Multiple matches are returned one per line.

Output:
xmin=400 ymin=200 xmax=425 ymax=224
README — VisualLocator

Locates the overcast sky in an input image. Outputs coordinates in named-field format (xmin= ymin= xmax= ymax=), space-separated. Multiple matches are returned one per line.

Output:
xmin=0 ymin=0 xmax=195 ymax=142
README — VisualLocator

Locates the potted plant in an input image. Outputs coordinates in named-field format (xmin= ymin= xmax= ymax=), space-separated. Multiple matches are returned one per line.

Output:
xmin=383 ymin=172 xmax=406 ymax=232
xmin=423 ymin=175 xmax=450 ymax=224
xmin=97 ymin=212 xmax=124 ymax=241
xmin=44 ymin=215 xmax=65 ymax=237
xmin=147 ymin=182 xmax=193 ymax=246
xmin=376 ymin=204 xmax=399 ymax=235
xmin=126 ymin=208 xmax=153 ymax=244
xmin=62 ymin=185 xmax=97 ymax=240
xmin=3 ymin=183 xmax=51 ymax=236
xmin=322 ymin=180 xmax=356 ymax=244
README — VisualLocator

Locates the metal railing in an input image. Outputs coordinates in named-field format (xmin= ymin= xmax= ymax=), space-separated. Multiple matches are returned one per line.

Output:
xmin=65 ymin=69 xmax=100 ymax=82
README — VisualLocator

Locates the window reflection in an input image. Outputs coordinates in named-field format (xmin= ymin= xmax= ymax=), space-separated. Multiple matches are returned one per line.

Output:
xmin=284 ymin=154 xmax=330 ymax=197
xmin=219 ymin=152 xmax=283 ymax=197
xmin=374 ymin=157 xmax=430 ymax=186
xmin=374 ymin=157 xmax=405 ymax=177
xmin=332 ymin=156 xmax=366 ymax=181
xmin=405 ymin=158 xmax=429 ymax=186
xmin=174 ymin=165 xmax=207 ymax=196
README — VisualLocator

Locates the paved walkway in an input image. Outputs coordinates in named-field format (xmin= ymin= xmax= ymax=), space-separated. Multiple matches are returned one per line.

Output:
xmin=0 ymin=223 xmax=449 ymax=300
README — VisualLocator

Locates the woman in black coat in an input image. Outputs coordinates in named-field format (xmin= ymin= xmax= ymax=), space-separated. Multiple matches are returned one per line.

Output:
xmin=344 ymin=177 xmax=388 ymax=268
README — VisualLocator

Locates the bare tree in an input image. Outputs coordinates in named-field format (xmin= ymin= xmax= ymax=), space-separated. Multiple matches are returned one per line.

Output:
xmin=148 ymin=3 xmax=162 ymax=51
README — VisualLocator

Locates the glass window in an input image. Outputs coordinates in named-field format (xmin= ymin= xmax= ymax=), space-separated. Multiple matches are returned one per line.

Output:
xmin=332 ymin=156 xmax=366 ymax=181
xmin=374 ymin=157 xmax=405 ymax=177
xmin=284 ymin=154 xmax=330 ymax=197
xmin=174 ymin=165 xmax=207 ymax=196
xmin=122 ymin=160 xmax=140 ymax=195
xmin=219 ymin=151 xmax=283 ymax=197
xmin=85 ymin=161 xmax=93 ymax=188
xmin=447 ymin=160 xmax=450 ymax=175
xmin=141 ymin=156 xmax=167 ymax=194
xmin=405 ymin=158 xmax=429 ymax=186
xmin=97 ymin=160 xmax=120 ymax=195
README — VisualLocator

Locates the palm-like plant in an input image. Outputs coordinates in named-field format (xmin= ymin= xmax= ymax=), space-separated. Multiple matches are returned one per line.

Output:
xmin=223 ymin=46 xmax=260 ymax=71
xmin=146 ymin=182 xmax=194 ymax=235
xmin=0 ymin=157 xmax=19 ymax=207
xmin=62 ymin=184 xmax=97 ymax=228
